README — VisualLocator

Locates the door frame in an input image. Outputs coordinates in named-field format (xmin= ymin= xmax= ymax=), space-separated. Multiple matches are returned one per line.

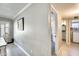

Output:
xmin=48 ymin=4 xmax=58 ymax=55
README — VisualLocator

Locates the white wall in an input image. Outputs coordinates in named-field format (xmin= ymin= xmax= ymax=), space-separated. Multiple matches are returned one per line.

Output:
xmin=14 ymin=4 xmax=51 ymax=56
xmin=0 ymin=17 xmax=13 ymax=42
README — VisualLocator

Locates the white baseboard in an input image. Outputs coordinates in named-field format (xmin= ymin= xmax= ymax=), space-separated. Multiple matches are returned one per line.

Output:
xmin=14 ymin=42 xmax=30 ymax=56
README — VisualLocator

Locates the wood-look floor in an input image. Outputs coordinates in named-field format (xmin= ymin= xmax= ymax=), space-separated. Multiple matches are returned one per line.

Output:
xmin=58 ymin=42 xmax=79 ymax=56
xmin=1 ymin=42 xmax=79 ymax=56
xmin=6 ymin=43 xmax=26 ymax=56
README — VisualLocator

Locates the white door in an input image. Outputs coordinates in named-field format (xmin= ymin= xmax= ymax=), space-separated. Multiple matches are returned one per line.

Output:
xmin=51 ymin=12 xmax=57 ymax=55
xmin=51 ymin=12 xmax=56 ymax=43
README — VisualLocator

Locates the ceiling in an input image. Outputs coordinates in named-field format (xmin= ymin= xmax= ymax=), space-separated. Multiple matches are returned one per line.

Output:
xmin=52 ymin=3 xmax=79 ymax=18
xmin=1 ymin=3 xmax=79 ymax=19
xmin=0 ymin=3 xmax=27 ymax=19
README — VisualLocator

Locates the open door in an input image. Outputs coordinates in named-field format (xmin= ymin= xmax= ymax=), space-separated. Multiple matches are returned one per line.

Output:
xmin=50 ymin=11 xmax=57 ymax=56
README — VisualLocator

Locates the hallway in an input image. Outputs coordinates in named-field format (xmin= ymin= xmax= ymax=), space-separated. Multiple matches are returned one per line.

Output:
xmin=58 ymin=42 xmax=79 ymax=56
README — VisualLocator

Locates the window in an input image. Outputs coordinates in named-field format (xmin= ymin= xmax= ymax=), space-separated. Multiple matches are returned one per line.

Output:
xmin=72 ymin=22 xmax=79 ymax=28
xmin=72 ymin=20 xmax=79 ymax=31
xmin=0 ymin=23 xmax=9 ymax=37
xmin=72 ymin=20 xmax=79 ymax=28
xmin=5 ymin=23 xmax=9 ymax=33
xmin=1 ymin=24 xmax=5 ymax=37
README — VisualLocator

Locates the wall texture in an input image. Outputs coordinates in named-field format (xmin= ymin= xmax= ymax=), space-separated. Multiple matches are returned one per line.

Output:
xmin=0 ymin=17 xmax=13 ymax=42
xmin=14 ymin=4 xmax=51 ymax=56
